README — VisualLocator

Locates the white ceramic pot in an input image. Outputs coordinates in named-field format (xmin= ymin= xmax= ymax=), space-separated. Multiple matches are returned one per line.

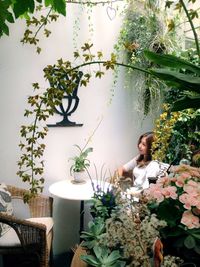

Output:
xmin=73 ymin=171 xmax=86 ymax=183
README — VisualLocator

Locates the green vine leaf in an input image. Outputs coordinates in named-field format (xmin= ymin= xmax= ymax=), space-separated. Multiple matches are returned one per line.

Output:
xmin=52 ymin=0 xmax=66 ymax=16
xmin=13 ymin=0 xmax=35 ymax=18
xmin=0 ymin=0 xmax=14 ymax=36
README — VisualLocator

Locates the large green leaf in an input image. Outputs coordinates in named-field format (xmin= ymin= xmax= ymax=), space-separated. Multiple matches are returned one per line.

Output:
xmin=105 ymin=250 xmax=121 ymax=264
xmin=45 ymin=0 xmax=53 ymax=7
xmin=80 ymin=254 xmax=99 ymax=266
xmin=13 ymin=0 xmax=35 ymax=18
xmin=144 ymin=50 xmax=200 ymax=75
xmin=157 ymin=200 xmax=182 ymax=227
xmin=0 ymin=0 xmax=14 ymax=37
xmin=172 ymin=95 xmax=200 ymax=111
xmin=52 ymin=0 xmax=66 ymax=16
xmin=150 ymin=68 xmax=200 ymax=93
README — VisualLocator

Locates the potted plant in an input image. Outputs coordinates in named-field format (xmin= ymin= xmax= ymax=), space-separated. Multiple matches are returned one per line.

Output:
xmin=70 ymin=145 xmax=93 ymax=183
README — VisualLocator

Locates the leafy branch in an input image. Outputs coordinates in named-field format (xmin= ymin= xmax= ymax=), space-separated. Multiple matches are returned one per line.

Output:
xmin=165 ymin=0 xmax=200 ymax=61
xmin=179 ymin=0 xmax=200 ymax=60
xmin=0 ymin=0 xmax=66 ymax=38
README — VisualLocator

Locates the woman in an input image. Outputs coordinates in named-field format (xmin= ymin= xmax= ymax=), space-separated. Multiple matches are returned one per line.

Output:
xmin=118 ymin=132 xmax=167 ymax=190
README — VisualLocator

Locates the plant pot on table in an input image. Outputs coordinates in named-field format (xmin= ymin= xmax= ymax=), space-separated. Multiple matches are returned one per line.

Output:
xmin=72 ymin=171 xmax=87 ymax=183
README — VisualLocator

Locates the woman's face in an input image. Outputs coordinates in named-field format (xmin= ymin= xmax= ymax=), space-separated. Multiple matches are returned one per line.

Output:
xmin=138 ymin=136 xmax=148 ymax=155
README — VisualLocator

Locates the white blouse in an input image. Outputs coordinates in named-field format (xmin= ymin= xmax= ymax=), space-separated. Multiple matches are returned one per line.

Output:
xmin=123 ymin=156 xmax=162 ymax=189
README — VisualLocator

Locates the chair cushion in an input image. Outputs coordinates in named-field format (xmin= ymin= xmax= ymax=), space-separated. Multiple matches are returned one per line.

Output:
xmin=0 ymin=183 xmax=13 ymax=237
xmin=26 ymin=217 xmax=53 ymax=234
xmin=0 ymin=227 xmax=20 ymax=247
xmin=0 ymin=217 xmax=53 ymax=247
xmin=26 ymin=217 xmax=54 ymax=254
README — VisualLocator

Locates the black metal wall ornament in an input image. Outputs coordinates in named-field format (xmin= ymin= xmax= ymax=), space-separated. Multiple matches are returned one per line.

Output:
xmin=47 ymin=69 xmax=83 ymax=127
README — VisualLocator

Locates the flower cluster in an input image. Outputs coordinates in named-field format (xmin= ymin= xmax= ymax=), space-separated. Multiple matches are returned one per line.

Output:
xmin=144 ymin=165 xmax=200 ymax=264
xmin=152 ymin=103 xmax=180 ymax=162
xmin=145 ymin=165 xmax=200 ymax=230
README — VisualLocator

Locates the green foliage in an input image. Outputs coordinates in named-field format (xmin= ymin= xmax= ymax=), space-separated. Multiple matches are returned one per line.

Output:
xmin=13 ymin=0 xmax=35 ymax=18
xmin=0 ymin=0 xmax=65 ymax=39
xmin=89 ymin=187 xmax=117 ymax=220
xmin=21 ymin=7 xmax=59 ymax=54
xmin=81 ymin=246 xmax=126 ymax=267
xmin=146 ymin=166 xmax=200 ymax=264
xmin=69 ymin=145 xmax=93 ymax=173
xmin=144 ymin=50 xmax=200 ymax=111
xmin=114 ymin=0 xmax=181 ymax=116
xmin=17 ymin=84 xmax=63 ymax=202
xmin=165 ymin=109 xmax=200 ymax=164
xmin=51 ymin=0 xmax=66 ymax=16
xmin=81 ymin=218 xmax=106 ymax=249
xmin=152 ymin=107 xmax=200 ymax=164
xmin=0 ymin=0 xmax=14 ymax=36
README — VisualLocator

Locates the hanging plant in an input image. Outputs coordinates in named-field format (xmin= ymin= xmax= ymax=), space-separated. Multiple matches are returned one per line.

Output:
xmin=114 ymin=0 xmax=184 ymax=116
xmin=20 ymin=0 xmax=124 ymax=53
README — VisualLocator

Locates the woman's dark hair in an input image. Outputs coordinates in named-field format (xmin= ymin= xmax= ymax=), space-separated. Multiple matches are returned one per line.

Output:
xmin=137 ymin=132 xmax=154 ymax=164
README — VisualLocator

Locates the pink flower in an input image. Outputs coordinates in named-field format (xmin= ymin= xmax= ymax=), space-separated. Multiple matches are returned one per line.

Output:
xmin=184 ymin=180 xmax=199 ymax=197
xmin=181 ymin=210 xmax=200 ymax=229
xmin=179 ymin=193 xmax=198 ymax=210
xmin=162 ymin=186 xmax=177 ymax=200
xmin=175 ymin=173 xmax=190 ymax=187
xmin=145 ymin=184 xmax=164 ymax=203
xmin=157 ymin=177 xmax=171 ymax=187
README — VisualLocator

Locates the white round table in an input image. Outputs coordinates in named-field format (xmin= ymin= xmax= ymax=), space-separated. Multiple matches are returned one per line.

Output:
xmin=49 ymin=178 xmax=98 ymax=201
xmin=49 ymin=178 xmax=111 ymax=237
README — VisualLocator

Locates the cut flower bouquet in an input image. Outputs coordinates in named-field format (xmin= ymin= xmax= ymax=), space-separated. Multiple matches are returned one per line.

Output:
xmin=144 ymin=165 xmax=200 ymax=264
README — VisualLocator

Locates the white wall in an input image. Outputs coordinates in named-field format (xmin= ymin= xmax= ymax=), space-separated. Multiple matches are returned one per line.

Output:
xmin=0 ymin=3 xmax=154 ymax=255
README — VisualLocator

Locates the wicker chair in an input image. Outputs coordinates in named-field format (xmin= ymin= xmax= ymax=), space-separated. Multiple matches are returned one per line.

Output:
xmin=0 ymin=185 xmax=53 ymax=267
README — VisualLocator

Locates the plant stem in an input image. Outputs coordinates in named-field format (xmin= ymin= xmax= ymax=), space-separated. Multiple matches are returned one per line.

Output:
xmin=82 ymin=116 xmax=103 ymax=151
xmin=85 ymin=167 xmax=95 ymax=192
xmin=179 ymin=0 xmax=200 ymax=62
xmin=34 ymin=8 xmax=52 ymax=38
xmin=30 ymin=100 xmax=43 ymax=187
xmin=68 ymin=60 xmax=151 ymax=75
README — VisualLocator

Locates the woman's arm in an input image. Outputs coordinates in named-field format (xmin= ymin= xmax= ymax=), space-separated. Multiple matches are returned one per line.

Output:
xmin=118 ymin=166 xmax=133 ymax=178
xmin=118 ymin=157 xmax=138 ymax=178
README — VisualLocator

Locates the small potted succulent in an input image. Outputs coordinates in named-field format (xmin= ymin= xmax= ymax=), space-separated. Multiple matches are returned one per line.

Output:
xmin=70 ymin=145 xmax=93 ymax=183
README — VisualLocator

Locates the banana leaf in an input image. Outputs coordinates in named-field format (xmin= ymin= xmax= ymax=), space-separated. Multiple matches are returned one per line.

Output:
xmin=172 ymin=95 xmax=200 ymax=111
xmin=149 ymin=69 xmax=200 ymax=93
xmin=144 ymin=50 xmax=200 ymax=75
xmin=144 ymin=50 xmax=200 ymax=110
